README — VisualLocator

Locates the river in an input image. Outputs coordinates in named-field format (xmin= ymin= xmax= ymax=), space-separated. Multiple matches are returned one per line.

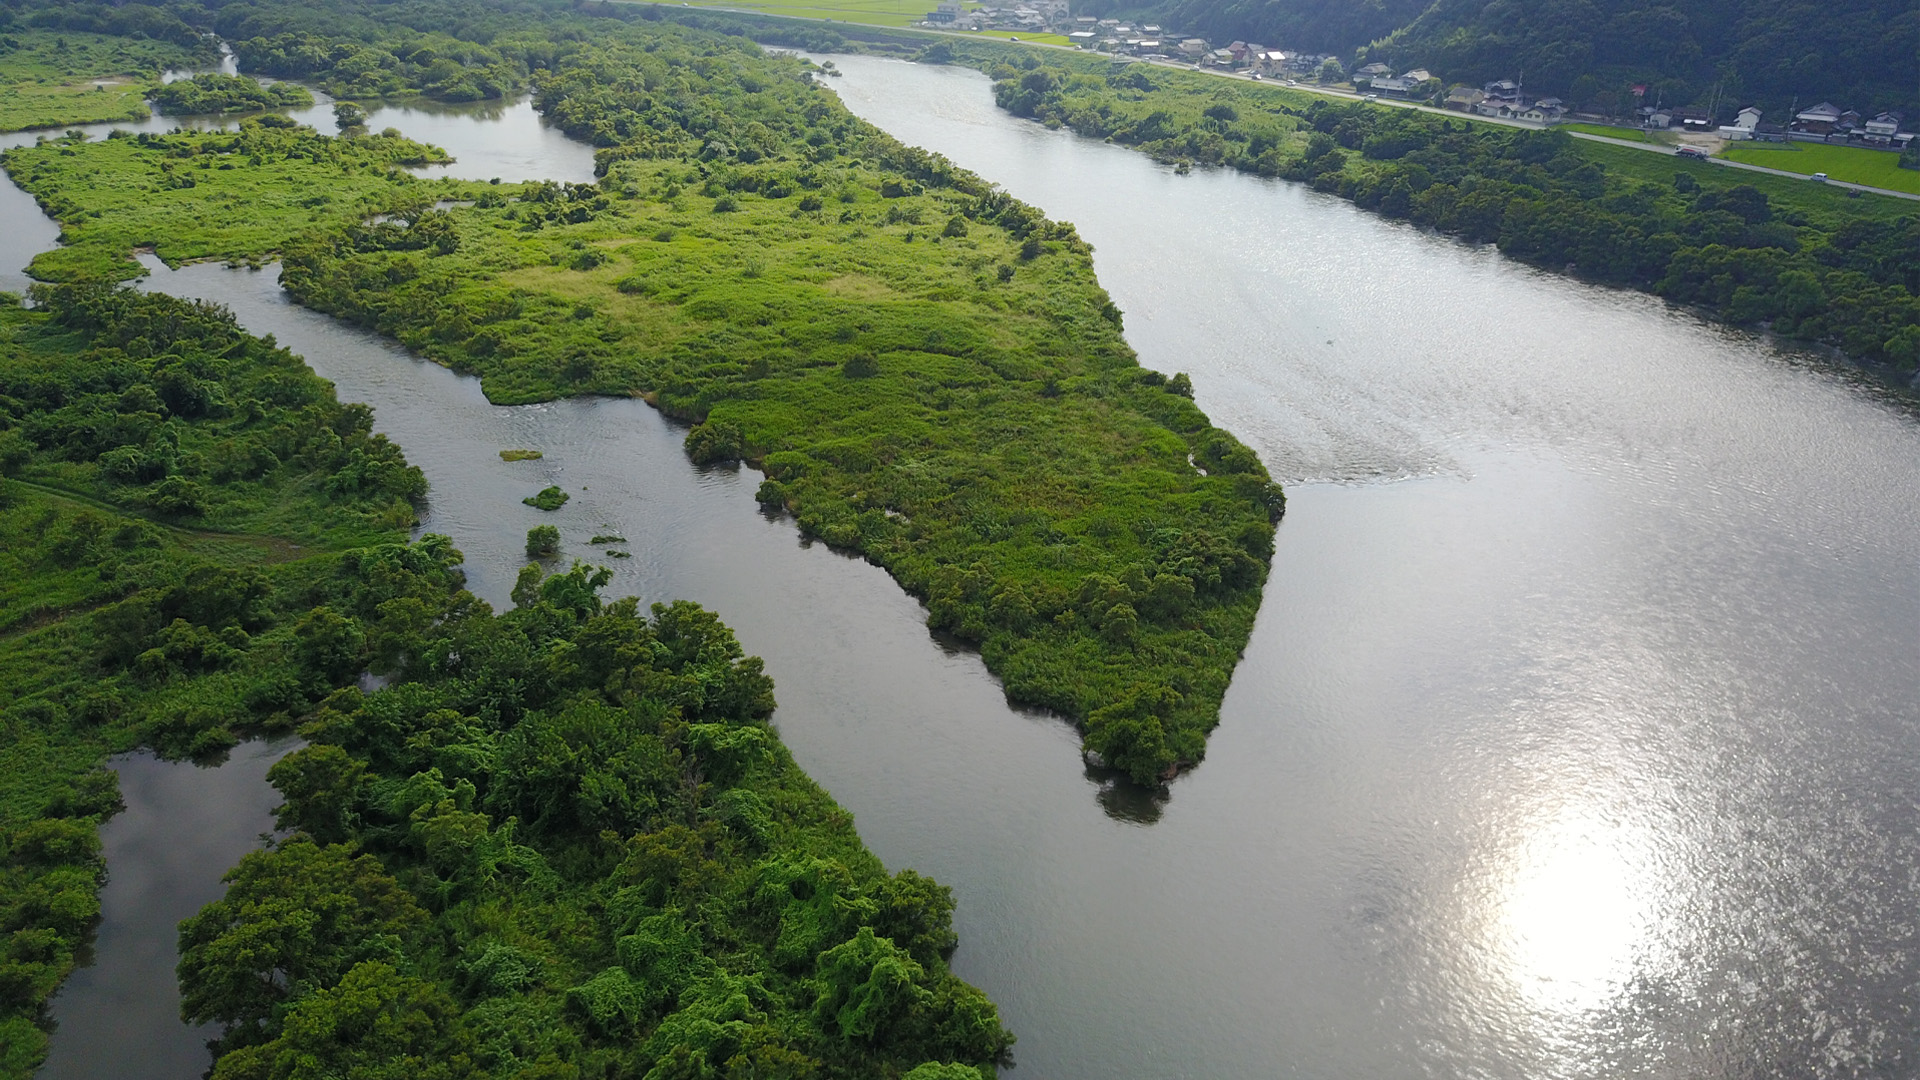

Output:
xmin=10 ymin=53 xmax=1920 ymax=1080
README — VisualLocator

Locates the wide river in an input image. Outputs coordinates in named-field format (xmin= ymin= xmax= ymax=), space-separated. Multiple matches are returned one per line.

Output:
xmin=10 ymin=54 xmax=1920 ymax=1080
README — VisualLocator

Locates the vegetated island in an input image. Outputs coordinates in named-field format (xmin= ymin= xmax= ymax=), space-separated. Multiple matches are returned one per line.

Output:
xmin=0 ymin=283 xmax=1012 ymax=1079
xmin=148 ymin=71 xmax=313 ymax=115
xmin=7 ymin=1 xmax=1283 ymax=788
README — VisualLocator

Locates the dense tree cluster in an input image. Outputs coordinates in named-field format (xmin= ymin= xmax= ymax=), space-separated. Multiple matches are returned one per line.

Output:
xmin=0 ymin=288 xmax=440 ymax=1077
xmin=176 ymin=560 xmax=1011 ymax=1079
xmin=148 ymin=72 xmax=311 ymax=115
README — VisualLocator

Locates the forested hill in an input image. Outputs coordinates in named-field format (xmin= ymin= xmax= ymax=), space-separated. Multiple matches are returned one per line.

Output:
xmin=1362 ymin=0 xmax=1920 ymax=117
xmin=1137 ymin=0 xmax=1920 ymax=117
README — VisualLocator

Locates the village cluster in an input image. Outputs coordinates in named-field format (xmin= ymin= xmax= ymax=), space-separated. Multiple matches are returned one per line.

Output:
xmin=918 ymin=1 xmax=1915 ymax=155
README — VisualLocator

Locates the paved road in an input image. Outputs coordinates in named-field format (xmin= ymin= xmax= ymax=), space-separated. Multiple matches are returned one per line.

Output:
xmin=656 ymin=4 xmax=1920 ymax=204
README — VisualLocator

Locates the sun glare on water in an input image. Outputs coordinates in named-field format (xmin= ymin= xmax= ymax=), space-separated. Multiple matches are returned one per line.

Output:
xmin=1484 ymin=803 xmax=1677 ymax=1015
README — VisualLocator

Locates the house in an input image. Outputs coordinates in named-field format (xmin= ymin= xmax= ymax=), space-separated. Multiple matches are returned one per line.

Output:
xmin=1475 ymin=98 xmax=1520 ymax=119
xmin=1483 ymin=78 xmax=1521 ymax=101
xmin=1444 ymin=86 xmax=1486 ymax=111
xmin=1837 ymin=109 xmax=1862 ymax=131
xmin=1067 ymin=30 xmax=1095 ymax=42
xmin=1370 ymin=75 xmax=1416 ymax=96
xmin=1793 ymin=101 xmax=1842 ymax=133
xmin=1734 ymin=106 xmax=1762 ymax=130
xmin=1142 ymin=24 xmax=1162 ymax=33
xmin=1252 ymin=51 xmax=1291 ymax=76
xmin=925 ymin=0 xmax=961 ymax=23
xmin=1865 ymin=111 xmax=1904 ymax=136
xmin=1522 ymin=100 xmax=1566 ymax=123
xmin=1356 ymin=61 xmax=1392 ymax=79
xmin=1646 ymin=109 xmax=1673 ymax=128
xmin=1400 ymin=68 xmax=1433 ymax=84
xmin=1178 ymin=38 xmax=1208 ymax=57
xmin=1075 ymin=15 xmax=1096 ymax=24
xmin=1752 ymin=121 xmax=1788 ymax=142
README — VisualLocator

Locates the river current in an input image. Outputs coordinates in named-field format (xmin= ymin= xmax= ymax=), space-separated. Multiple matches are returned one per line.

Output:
xmin=7 ymin=55 xmax=1920 ymax=1080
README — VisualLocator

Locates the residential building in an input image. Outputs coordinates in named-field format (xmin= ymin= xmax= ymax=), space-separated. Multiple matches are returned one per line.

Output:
xmin=1734 ymin=106 xmax=1762 ymax=129
xmin=1444 ymin=86 xmax=1485 ymax=111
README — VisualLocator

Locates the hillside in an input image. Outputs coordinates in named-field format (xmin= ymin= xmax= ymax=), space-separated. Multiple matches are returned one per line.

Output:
xmin=1135 ymin=0 xmax=1920 ymax=119
xmin=1364 ymin=0 xmax=1920 ymax=117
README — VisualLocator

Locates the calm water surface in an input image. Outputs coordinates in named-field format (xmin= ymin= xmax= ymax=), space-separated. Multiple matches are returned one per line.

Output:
xmin=11 ymin=56 xmax=1920 ymax=1080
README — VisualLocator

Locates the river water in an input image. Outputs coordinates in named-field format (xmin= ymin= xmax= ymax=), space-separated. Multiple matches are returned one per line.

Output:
xmin=10 ymin=55 xmax=1920 ymax=1080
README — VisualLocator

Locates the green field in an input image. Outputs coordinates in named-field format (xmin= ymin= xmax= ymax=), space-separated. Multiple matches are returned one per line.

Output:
xmin=0 ymin=31 xmax=213 ymax=132
xmin=1719 ymin=140 xmax=1920 ymax=195
xmin=670 ymin=0 xmax=1070 ymax=43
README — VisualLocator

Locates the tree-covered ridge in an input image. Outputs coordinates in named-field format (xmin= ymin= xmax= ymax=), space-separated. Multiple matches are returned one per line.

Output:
xmin=15 ymin=6 xmax=1282 ymax=784
xmin=957 ymin=48 xmax=1920 ymax=376
xmin=149 ymin=72 xmax=313 ymax=115
xmin=178 ymin=560 xmax=1011 ymax=1080
xmin=0 ymin=286 xmax=430 ymax=1077
xmin=1361 ymin=0 xmax=1920 ymax=118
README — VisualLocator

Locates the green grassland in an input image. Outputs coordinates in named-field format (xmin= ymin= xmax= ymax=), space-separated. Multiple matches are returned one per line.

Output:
xmin=0 ymin=30 xmax=215 ymax=132
xmin=1718 ymin=140 xmax=1920 ymax=195
xmin=650 ymin=0 xmax=1070 ymax=46
xmin=4 ymin=122 xmax=458 ymax=283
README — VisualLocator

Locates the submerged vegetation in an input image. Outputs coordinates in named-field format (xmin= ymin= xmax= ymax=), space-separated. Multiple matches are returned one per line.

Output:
xmin=11 ymin=6 xmax=1281 ymax=784
xmin=523 ymin=485 xmax=569 ymax=511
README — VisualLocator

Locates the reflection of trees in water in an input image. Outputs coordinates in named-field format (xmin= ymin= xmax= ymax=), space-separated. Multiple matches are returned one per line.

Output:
xmin=1088 ymin=762 xmax=1167 ymax=825
xmin=381 ymin=95 xmax=515 ymax=122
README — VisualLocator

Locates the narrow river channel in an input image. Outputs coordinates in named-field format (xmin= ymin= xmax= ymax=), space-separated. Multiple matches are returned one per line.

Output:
xmin=7 ymin=53 xmax=1920 ymax=1080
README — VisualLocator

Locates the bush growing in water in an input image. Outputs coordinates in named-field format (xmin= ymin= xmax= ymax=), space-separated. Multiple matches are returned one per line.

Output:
xmin=526 ymin=523 xmax=559 ymax=556
xmin=523 ymin=485 xmax=569 ymax=510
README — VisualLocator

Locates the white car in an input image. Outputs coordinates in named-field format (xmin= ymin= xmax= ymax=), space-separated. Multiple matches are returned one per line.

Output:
xmin=1811 ymin=172 xmax=1829 ymax=182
